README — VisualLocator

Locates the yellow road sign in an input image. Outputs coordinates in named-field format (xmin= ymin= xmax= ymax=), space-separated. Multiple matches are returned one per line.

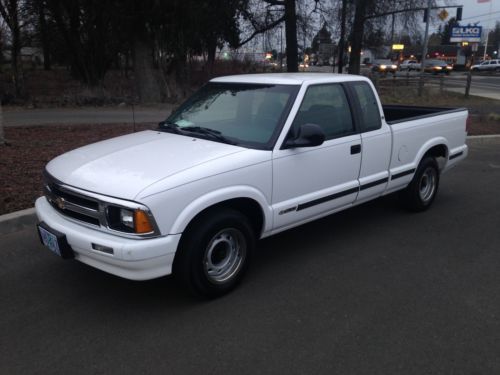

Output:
xmin=438 ymin=9 xmax=449 ymax=21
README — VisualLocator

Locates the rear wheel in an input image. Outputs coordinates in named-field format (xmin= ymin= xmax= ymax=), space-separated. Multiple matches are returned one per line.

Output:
xmin=400 ymin=157 xmax=440 ymax=212
xmin=174 ymin=209 xmax=255 ymax=298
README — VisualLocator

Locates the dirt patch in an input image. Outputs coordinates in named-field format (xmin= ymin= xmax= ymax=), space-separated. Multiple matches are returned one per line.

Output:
xmin=0 ymin=123 xmax=155 ymax=215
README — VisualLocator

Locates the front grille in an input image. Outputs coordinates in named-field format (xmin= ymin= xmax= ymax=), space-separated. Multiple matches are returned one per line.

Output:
xmin=44 ymin=172 xmax=102 ymax=227
xmin=42 ymin=170 xmax=160 ymax=239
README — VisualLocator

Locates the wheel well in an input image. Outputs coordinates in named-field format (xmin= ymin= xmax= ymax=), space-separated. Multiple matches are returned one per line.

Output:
xmin=422 ymin=144 xmax=448 ymax=170
xmin=423 ymin=144 xmax=448 ymax=160
xmin=183 ymin=198 xmax=265 ymax=237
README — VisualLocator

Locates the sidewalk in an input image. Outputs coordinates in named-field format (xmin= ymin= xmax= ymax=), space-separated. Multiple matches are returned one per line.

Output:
xmin=2 ymin=104 xmax=175 ymax=127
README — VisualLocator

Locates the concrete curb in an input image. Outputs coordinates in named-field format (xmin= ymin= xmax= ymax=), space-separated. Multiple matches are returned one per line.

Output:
xmin=466 ymin=134 xmax=500 ymax=145
xmin=0 ymin=207 xmax=37 ymax=235
xmin=0 ymin=134 xmax=499 ymax=236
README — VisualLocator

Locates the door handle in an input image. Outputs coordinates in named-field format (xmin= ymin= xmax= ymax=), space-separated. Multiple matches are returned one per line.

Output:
xmin=351 ymin=144 xmax=361 ymax=154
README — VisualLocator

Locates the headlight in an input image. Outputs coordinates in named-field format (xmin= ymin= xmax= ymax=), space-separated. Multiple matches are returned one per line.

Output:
xmin=119 ymin=208 xmax=134 ymax=230
xmin=435 ymin=66 xmax=442 ymax=70
xmin=391 ymin=65 xmax=397 ymax=69
xmin=446 ymin=66 xmax=452 ymax=69
xmin=107 ymin=206 xmax=155 ymax=234
xmin=380 ymin=65 xmax=387 ymax=69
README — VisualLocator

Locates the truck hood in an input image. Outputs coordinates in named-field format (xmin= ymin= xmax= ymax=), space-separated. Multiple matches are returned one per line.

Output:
xmin=46 ymin=130 xmax=245 ymax=200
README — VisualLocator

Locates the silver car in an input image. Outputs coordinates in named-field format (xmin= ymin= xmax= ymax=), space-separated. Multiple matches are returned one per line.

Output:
xmin=471 ymin=59 xmax=500 ymax=72
xmin=399 ymin=59 xmax=418 ymax=71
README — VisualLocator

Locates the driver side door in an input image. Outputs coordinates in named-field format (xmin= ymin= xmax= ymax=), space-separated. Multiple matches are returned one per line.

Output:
xmin=272 ymin=83 xmax=362 ymax=231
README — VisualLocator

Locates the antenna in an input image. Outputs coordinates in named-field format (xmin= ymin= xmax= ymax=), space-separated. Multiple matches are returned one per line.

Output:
xmin=132 ymin=100 xmax=136 ymax=133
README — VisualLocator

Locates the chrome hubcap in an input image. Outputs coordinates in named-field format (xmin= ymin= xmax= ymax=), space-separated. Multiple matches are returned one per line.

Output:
xmin=419 ymin=167 xmax=437 ymax=203
xmin=203 ymin=228 xmax=246 ymax=284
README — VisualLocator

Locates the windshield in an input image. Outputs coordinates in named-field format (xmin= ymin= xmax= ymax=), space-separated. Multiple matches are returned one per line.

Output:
xmin=164 ymin=82 xmax=299 ymax=149
xmin=375 ymin=60 xmax=392 ymax=64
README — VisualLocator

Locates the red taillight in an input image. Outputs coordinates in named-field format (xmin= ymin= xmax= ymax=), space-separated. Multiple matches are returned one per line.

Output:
xmin=465 ymin=115 xmax=471 ymax=134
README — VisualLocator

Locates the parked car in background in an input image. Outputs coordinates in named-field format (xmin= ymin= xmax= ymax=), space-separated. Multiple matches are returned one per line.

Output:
xmin=399 ymin=59 xmax=418 ymax=71
xmin=371 ymin=59 xmax=398 ymax=74
xmin=422 ymin=59 xmax=453 ymax=74
xmin=470 ymin=59 xmax=500 ymax=72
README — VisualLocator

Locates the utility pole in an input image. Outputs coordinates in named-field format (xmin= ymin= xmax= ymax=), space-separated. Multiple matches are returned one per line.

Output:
xmin=483 ymin=0 xmax=493 ymax=61
xmin=418 ymin=0 xmax=432 ymax=96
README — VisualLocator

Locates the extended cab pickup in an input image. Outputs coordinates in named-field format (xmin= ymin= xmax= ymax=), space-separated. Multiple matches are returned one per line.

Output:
xmin=36 ymin=73 xmax=468 ymax=297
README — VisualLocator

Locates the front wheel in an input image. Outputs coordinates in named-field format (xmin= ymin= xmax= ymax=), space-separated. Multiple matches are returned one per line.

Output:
xmin=400 ymin=157 xmax=440 ymax=212
xmin=173 ymin=209 xmax=255 ymax=298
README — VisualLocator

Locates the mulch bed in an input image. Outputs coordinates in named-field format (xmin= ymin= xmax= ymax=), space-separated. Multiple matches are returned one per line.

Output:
xmin=0 ymin=119 xmax=498 ymax=215
xmin=0 ymin=123 xmax=155 ymax=215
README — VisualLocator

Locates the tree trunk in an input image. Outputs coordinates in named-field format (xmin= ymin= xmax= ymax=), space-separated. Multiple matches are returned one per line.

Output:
xmin=133 ymin=37 xmax=161 ymax=103
xmin=37 ymin=0 xmax=51 ymax=70
xmin=0 ymin=103 xmax=5 ymax=145
xmin=348 ymin=0 xmax=366 ymax=75
xmin=206 ymin=40 xmax=217 ymax=76
xmin=337 ymin=0 xmax=347 ymax=73
xmin=284 ymin=0 xmax=298 ymax=72
xmin=7 ymin=0 xmax=23 ymax=97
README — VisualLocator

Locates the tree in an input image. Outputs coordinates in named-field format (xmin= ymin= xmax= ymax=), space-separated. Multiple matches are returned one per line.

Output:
xmin=488 ymin=21 xmax=500 ymax=51
xmin=0 ymin=0 xmax=24 ymax=97
xmin=24 ymin=0 xmax=52 ymax=70
xmin=239 ymin=0 xmax=298 ymax=72
xmin=45 ymin=0 xmax=131 ymax=87
xmin=428 ymin=32 xmax=441 ymax=46
xmin=440 ymin=17 xmax=458 ymax=45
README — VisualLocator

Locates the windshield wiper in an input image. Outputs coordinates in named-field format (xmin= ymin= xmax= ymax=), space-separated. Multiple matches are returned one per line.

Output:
xmin=181 ymin=126 xmax=237 ymax=145
xmin=158 ymin=120 xmax=182 ymax=134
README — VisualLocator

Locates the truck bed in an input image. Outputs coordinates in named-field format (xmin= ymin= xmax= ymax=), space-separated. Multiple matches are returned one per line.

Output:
xmin=383 ymin=105 xmax=467 ymax=125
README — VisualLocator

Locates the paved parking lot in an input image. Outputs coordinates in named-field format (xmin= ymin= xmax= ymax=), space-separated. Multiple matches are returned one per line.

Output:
xmin=1 ymin=139 xmax=499 ymax=375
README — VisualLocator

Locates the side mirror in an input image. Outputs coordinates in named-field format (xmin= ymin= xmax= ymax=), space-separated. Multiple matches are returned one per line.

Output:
xmin=284 ymin=123 xmax=325 ymax=148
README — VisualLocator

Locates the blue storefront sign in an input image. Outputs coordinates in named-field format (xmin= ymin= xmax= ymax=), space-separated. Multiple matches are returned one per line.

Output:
xmin=450 ymin=26 xmax=482 ymax=42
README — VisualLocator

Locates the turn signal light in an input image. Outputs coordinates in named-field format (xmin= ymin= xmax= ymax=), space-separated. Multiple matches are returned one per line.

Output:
xmin=134 ymin=210 xmax=154 ymax=233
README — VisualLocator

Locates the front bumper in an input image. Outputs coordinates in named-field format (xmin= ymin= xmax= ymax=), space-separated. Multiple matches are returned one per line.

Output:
xmin=35 ymin=197 xmax=181 ymax=280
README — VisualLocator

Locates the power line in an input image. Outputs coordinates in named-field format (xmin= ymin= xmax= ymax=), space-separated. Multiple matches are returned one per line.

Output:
xmin=460 ymin=10 xmax=500 ymax=21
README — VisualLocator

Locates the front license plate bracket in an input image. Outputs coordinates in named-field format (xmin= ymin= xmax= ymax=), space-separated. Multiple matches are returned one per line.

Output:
xmin=37 ymin=222 xmax=75 ymax=259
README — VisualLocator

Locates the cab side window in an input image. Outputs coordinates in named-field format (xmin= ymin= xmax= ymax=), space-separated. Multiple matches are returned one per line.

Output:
xmin=351 ymin=82 xmax=381 ymax=132
xmin=291 ymin=84 xmax=354 ymax=140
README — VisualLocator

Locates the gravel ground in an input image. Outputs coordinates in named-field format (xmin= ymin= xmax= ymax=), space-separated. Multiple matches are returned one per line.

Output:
xmin=0 ymin=118 xmax=497 ymax=215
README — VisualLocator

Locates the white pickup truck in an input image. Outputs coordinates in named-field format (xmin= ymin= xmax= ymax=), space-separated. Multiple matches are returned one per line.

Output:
xmin=36 ymin=73 xmax=468 ymax=297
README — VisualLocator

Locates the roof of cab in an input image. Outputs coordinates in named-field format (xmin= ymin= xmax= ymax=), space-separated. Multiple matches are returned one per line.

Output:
xmin=210 ymin=73 xmax=369 ymax=85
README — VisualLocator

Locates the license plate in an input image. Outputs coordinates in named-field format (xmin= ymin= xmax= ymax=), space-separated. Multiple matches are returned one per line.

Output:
xmin=38 ymin=225 xmax=61 ymax=256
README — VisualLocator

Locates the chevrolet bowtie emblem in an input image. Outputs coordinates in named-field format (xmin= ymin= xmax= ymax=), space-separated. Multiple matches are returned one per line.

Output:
xmin=55 ymin=197 xmax=66 ymax=210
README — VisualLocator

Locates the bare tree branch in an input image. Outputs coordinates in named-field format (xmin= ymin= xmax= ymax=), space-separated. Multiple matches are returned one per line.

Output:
xmin=237 ymin=13 xmax=286 ymax=47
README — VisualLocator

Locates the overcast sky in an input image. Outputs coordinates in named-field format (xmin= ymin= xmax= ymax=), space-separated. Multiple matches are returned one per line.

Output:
xmin=440 ymin=0 xmax=500 ymax=29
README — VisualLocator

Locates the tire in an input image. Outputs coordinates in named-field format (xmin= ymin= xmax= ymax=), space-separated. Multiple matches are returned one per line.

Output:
xmin=400 ymin=157 xmax=440 ymax=212
xmin=173 ymin=209 xmax=255 ymax=298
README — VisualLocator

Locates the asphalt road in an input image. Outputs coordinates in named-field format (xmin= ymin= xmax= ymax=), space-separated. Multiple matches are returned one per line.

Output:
xmin=309 ymin=65 xmax=500 ymax=100
xmin=1 ymin=140 xmax=500 ymax=375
